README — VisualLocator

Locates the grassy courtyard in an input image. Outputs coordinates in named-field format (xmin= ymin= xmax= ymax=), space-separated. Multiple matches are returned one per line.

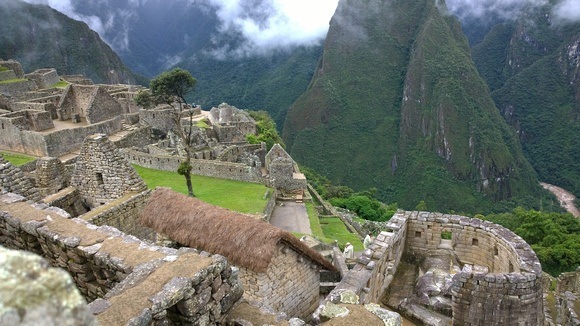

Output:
xmin=133 ymin=164 xmax=269 ymax=215
xmin=1 ymin=151 xmax=36 ymax=166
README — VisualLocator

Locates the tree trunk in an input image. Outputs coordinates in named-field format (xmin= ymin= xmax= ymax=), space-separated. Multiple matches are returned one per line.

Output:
xmin=184 ymin=156 xmax=195 ymax=197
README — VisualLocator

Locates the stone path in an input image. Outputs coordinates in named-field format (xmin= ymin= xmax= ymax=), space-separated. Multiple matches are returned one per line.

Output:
xmin=540 ymin=182 xmax=580 ymax=217
xmin=269 ymin=201 xmax=312 ymax=235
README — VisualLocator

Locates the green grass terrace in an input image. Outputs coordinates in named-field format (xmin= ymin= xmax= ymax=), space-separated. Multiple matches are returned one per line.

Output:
xmin=1 ymin=151 xmax=36 ymax=166
xmin=133 ymin=165 xmax=269 ymax=215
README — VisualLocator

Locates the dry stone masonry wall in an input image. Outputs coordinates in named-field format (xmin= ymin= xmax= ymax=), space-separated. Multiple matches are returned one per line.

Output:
xmin=320 ymin=211 xmax=544 ymax=325
xmin=0 ymin=155 xmax=41 ymax=202
xmin=0 ymin=192 xmax=243 ymax=325
xmin=71 ymin=134 xmax=147 ymax=208
xmin=239 ymin=242 xmax=320 ymax=319
xmin=121 ymin=148 xmax=263 ymax=183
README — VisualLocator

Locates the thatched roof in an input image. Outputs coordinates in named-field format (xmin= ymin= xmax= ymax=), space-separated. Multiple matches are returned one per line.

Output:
xmin=140 ymin=188 xmax=336 ymax=273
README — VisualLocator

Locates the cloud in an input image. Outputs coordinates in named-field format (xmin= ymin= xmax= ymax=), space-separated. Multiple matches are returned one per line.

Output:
xmin=206 ymin=0 xmax=339 ymax=56
xmin=22 ymin=0 xmax=106 ymax=35
xmin=553 ymin=0 xmax=580 ymax=23
xmin=445 ymin=0 xmax=548 ymax=22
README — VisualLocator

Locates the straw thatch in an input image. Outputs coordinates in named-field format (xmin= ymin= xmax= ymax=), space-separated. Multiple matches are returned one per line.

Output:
xmin=140 ymin=187 xmax=336 ymax=273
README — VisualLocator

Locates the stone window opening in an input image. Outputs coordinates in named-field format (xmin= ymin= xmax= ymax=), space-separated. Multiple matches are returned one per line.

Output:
xmin=494 ymin=246 xmax=499 ymax=255
xmin=509 ymin=262 xmax=514 ymax=273
xmin=472 ymin=238 xmax=479 ymax=246
xmin=415 ymin=231 xmax=421 ymax=238
xmin=96 ymin=172 xmax=104 ymax=185
xmin=1 ymin=122 xmax=4 ymax=129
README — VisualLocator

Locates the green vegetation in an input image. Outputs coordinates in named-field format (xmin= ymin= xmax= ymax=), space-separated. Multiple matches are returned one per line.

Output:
xmin=133 ymin=165 xmax=268 ymax=214
xmin=1 ymin=152 xmax=36 ymax=166
xmin=484 ymin=208 xmax=580 ymax=276
xmin=136 ymin=68 xmax=198 ymax=197
xmin=51 ymin=80 xmax=69 ymax=88
xmin=246 ymin=110 xmax=285 ymax=150
xmin=283 ymin=0 xmax=544 ymax=214
xmin=472 ymin=5 xmax=580 ymax=198
xmin=195 ymin=119 xmax=210 ymax=129
xmin=303 ymin=167 xmax=397 ymax=221
xmin=304 ymin=202 xmax=363 ymax=250
xmin=0 ymin=78 xmax=27 ymax=84
xmin=319 ymin=216 xmax=364 ymax=251
xmin=0 ymin=1 xmax=145 ymax=85
xmin=187 ymin=46 xmax=322 ymax=127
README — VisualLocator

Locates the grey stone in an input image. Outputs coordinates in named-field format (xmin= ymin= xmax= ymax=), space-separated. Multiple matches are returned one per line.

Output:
xmin=340 ymin=290 xmax=360 ymax=304
xmin=365 ymin=303 xmax=402 ymax=326
xmin=0 ymin=246 xmax=97 ymax=326
xmin=319 ymin=302 xmax=350 ymax=322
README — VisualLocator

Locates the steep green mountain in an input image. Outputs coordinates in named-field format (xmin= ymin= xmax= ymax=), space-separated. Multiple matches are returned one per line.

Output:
xmin=283 ymin=0 xmax=545 ymax=213
xmin=472 ymin=3 xmax=580 ymax=197
xmin=0 ymin=0 xmax=144 ymax=85
xmin=183 ymin=46 xmax=322 ymax=125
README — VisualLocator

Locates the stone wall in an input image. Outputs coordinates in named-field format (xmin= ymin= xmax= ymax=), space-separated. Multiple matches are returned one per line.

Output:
xmin=43 ymin=187 xmax=88 ymax=217
xmin=71 ymin=134 xmax=147 ymax=208
xmin=121 ymin=148 xmax=263 ymax=183
xmin=0 ymin=60 xmax=25 ymax=78
xmin=0 ymin=80 xmax=38 ymax=98
xmin=25 ymin=68 xmax=59 ymax=89
xmin=81 ymin=190 xmax=155 ymax=241
xmin=139 ymin=106 xmax=176 ymax=133
xmin=85 ymin=87 xmax=123 ymax=124
xmin=0 ymin=191 xmax=243 ymax=325
xmin=0 ymin=155 xmax=41 ymax=202
xmin=319 ymin=210 xmax=545 ymax=325
xmin=42 ymin=116 xmax=122 ymax=157
xmin=35 ymin=157 xmax=68 ymax=197
xmin=405 ymin=212 xmax=538 ymax=274
xmin=239 ymin=242 xmax=320 ymax=319
xmin=404 ymin=211 xmax=544 ymax=325
xmin=111 ymin=125 xmax=152 ymax=149
xmin=322 ymin=214 xmax=408 ymax=306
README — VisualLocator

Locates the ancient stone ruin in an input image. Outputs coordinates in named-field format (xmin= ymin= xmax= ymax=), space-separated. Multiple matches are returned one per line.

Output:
xmin=1 ymin=59 xmax=577 ymax=325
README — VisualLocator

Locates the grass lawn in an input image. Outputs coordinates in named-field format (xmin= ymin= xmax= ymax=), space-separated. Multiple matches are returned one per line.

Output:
xmin=51 ymin=80 xmax=70 ymax=88
xmin=133 ymin=164 xmax=269 ymax=214
xmin=304 ymin=201 xmax=364 ymax=251
xmin=319 ymin=216 xmax=364 ymax=251
xmin=1 ymin=152 xmax=36 ymax=166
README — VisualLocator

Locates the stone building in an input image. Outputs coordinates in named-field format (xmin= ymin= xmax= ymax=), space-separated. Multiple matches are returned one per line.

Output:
xmin=265 ymin=144 xmax=307 ymax=194
xmin=57 ymin=84 xmax=123 ymax=124
xmin=24 ymin=68 xmax=59 ymax=89
xmin=139 ymin=187 xmax=337 ymax=319
xmin=319 ymin=210 xmax=546 ymax=325
xmin=208 ymin=103 xmax=256 ymax=143
xmin=70 ymin=134 xmax=147 ymax=208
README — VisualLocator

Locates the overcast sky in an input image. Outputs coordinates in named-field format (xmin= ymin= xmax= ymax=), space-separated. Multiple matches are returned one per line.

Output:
xmin=21 ymin=0 xmax=580 ymax=55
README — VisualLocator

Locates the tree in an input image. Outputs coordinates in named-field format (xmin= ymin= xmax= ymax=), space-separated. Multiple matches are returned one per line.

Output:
xmin=135 ymin=68 xmax=198 ymax=197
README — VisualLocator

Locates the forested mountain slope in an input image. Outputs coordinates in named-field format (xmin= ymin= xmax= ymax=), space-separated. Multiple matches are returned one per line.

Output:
xmin=283 ymin=0 xmax=545 ymax=213
xmin=472 ymin=2 xmax=580 ymax=197
xmin=0 ymin=0 xmax=144 ymax=85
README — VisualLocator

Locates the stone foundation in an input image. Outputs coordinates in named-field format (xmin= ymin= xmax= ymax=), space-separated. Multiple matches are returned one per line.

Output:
xmin=0 ymin=192 xmax=243 ymax=324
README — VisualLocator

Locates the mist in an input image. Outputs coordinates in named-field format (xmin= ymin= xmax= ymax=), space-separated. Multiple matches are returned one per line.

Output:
xmin=446 ymin=0 xmax=580 ymax=24
xmin=553 ymin=0 xmax=580 ymax=23
xmin=446 ymin=0 xmax=547 ymax=21
xmin=206 ymin=0 xmax=338 ymax=56
xmin=22 ymin=0 xmax=338 ymax=57
xmin=21 ymin=0 xmax=106 ymax=35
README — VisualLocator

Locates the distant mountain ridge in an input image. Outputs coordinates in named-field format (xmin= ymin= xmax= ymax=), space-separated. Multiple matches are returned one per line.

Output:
xmin=283 ymin=0 xmax=545 ymax=213
xmin=0 ymin=0 xmax=144 ymax=85
xmin=471 ymin=2 xmax=580 ymax=198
